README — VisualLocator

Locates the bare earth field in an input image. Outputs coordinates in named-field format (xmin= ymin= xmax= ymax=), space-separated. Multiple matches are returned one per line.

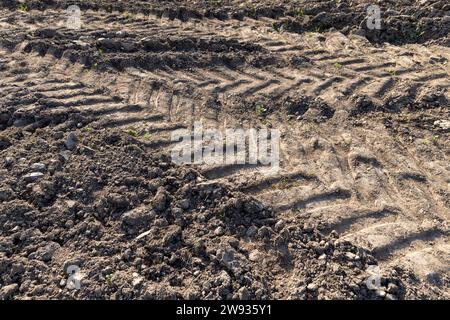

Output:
xmin=0 ymin=0 xmax=449 ymax=300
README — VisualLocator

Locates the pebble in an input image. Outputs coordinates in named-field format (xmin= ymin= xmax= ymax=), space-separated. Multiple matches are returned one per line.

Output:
xmin=214 ymin=226 xmax=225 ymax=236
xmin=23 ymin=172 xmax=44 ymax=182
xmin=153 ymin=187 xmax=167 ymax=211
xmin=65 ymin=132 xmax=78 ymax=150
xmin=59 ymin=150 xmax=71 ymax=162
xmin=179 ymin=199 xmax=190 ymax=210
xmin=30 ymin=163 xmax=46 ymax=172
xmin=42 ymin=241 xmax=61 ymax=262
xmin=246 ymin=225 xmax=258 ymax=238
xmin=345 ymin=252 xmax=358 ymax=261
xmin=122 ymin=248 xmax=133 ymax=261
xmin=53 ymin=131 xmax=64 ymax=139
xmin=4 ymin=157 xmax=14 ymax=166
xmin=172 ymin=207 xmax=182 ymax=215
xmin=307 ymin=283 xmax=318 ymax=291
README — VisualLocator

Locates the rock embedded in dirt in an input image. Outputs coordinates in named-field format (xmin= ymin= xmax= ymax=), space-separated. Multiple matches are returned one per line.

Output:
xmin=246 ymin=225 xmax=258 ymax=238
xmin=153 ymin=187 xmax=168 ymax=212
xmin=64 ymin=132 xmax=78 ymax=150
xmin=4 ymin=156 xmax=14 ymax=167
xmin=307 ymin=283 xmax=318 ymax=291
xmin=121 ymin=206 xmax=155 ymax=234
xmin=0 ymin=187 xmax=14 ymax=201
xmin=178 ymin=199 xmax=190 ymax=210
xmin=30 ymin=163 xmax=46 ymax=172
xmin=23 ymin=172 xmax=44 ymax=182
xmin=214 ymin=226 xmax=225 ymax=236
xmin=40 ymin=242 xmax=61 ymax=262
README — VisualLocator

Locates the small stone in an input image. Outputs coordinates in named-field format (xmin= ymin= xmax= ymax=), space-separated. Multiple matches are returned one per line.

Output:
xmin=30 ymin=163 xmax=46 ymax=172
xmin=4 ymin=157 xmax=13 ymax=167
xmin=132 ymin=273 xmax=144 ymax=286
xmin=217 ymin=247 xmax=236 ymax=266
xmin=23 ymin=172 xmax=44 ymax=182
xmin=59 ymin=150 xmax=71 ymax=162
xmin=318 ymin=254 xmax=327 ymax=260
xmin=244 ymin=200 xmax=264 ymax=214
xmin=65 ymin=132 xmax=78 ymax=150
xmin=246 ymin=225 xmax=258 ymax=238
xmin=172 ymin=207 xmax=183 ymax=215
xmin=122 ymin=248 xmax=133 ymax=261
xmin=307 ymin=283 xmax=318 ymax=291
xmin=122 ymin=207 xmax=154 ymax=229
xmin=179 ymin=199 xmax=190 ymax=210
xmin=53 ymin=131 xmax=64 ymax=139
xmin=0 ymin=187 xmax=14 ymax=201
xmin=214 ymin=226 xmax=225 ymax=236
xmin=42 ymin=241 xmax=61 ymax=262
xmin=345 ymin=252 xmax=357 ymax=261
xmin=153 ymin=187 xmax=167 ymax=212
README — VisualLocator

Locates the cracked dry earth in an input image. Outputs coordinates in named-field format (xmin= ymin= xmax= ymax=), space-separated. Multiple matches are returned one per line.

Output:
xmin=0 ymin=0 xmax=449 ymax=300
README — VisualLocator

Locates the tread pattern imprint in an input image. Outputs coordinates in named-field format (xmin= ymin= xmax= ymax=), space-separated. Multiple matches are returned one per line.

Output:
xmin=0 ymin=7 xmax=449 ymax=296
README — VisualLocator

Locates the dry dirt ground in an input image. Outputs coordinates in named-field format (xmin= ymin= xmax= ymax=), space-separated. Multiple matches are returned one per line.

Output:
xmin=0 ymin=0 xmax=449 ymax=299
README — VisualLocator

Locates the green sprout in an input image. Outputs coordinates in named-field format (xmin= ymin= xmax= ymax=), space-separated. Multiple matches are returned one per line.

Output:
xmin=142 ymin=132 xmax=152 ymax=141
xmin=295 ymin=8 xmax=304 ymax=17
xmin=18 ymin=3 xmax=29 ymax=12
xmin=250 ymin=4 xmax=257 ymax=18
xmin=124 ymin=128 xmax=139 ymax=137
xmin=123 ymin=11 xmax=135 ymax=19
xmin=255 ymin=105 xmax=265 ymax=117
xmin=334 ymin=62 xmax=343 ymax=70
xmin=272 ymin=22 xmax=279 ymax=31
xmin=105 ymin=274 xmax=113 ymax=285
